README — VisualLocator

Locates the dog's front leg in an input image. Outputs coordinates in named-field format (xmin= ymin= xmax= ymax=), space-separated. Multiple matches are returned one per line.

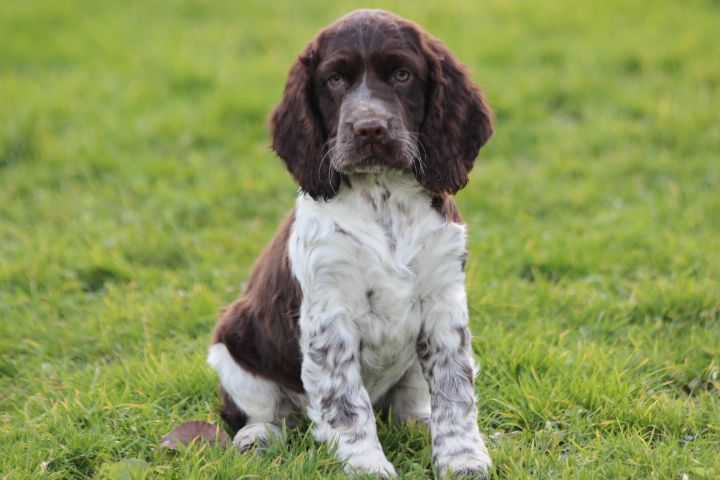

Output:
xmin=300 ymin=304 xmax=396 ymax=478
xmin=418 ymin=285 xmax=492 ymax=478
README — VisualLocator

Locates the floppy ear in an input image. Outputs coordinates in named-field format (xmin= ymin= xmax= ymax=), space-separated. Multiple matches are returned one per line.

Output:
xmin=415 ymin=35 xmax=493 ymax=194
xmin=270 ymin=46 xmax=339 ymax=200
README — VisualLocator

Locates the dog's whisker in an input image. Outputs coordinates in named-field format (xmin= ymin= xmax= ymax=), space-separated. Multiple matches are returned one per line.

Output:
xmin=318 ymin=138 xmax=343 ymax=193
xmin=395 ymin=128 xmax=425 ymax=178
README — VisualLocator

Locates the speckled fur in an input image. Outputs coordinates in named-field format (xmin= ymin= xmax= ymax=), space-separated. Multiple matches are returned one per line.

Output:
xmin=289 ymin=171 xmax=490 ymax=477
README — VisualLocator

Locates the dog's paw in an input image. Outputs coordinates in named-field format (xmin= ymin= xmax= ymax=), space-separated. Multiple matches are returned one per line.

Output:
xmin=444 ymin=467 xmax=490 ymax=479
xmin=436 ymin=446 xmax=492 ymax=479
xmin=343 ymin=450 xmax=397 ymax=478
xmin=232 ymin=423 xmax=282 ymax=452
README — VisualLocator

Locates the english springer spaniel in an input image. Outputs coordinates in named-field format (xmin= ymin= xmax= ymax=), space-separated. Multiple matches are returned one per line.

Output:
xmin=208 ymin=9 xmax=493 ymax=478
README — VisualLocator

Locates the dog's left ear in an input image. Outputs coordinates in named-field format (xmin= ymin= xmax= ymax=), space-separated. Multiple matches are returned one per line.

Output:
xmin=416 ymin=34 xmax=493 ymax=194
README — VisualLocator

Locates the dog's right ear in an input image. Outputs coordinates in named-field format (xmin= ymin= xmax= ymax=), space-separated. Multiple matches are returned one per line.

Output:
xmin=270 ymin=45 xmax=340 ymax=200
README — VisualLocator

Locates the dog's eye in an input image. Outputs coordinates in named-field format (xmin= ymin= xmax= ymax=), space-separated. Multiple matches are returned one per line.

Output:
xmin=327 ymin=73 xmax=345 ymax=88
xmin=394 ymin=68 xmax=411 ymax=83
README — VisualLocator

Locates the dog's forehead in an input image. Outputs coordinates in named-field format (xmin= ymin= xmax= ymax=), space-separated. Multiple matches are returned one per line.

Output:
xmin=318 ymin=10 xmax=415 ymax=56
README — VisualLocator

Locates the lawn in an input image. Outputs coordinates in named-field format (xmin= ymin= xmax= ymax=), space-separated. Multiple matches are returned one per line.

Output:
xmin=1 ymin=0 xmax=719 ymax=478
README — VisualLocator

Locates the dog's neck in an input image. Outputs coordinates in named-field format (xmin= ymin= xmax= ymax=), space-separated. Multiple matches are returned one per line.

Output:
xmin=332 ymin=170 xmax=428 ymax=212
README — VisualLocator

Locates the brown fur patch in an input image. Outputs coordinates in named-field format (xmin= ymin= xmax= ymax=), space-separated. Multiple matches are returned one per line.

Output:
xmin=212 ymin=212 xmax=304 ymax=394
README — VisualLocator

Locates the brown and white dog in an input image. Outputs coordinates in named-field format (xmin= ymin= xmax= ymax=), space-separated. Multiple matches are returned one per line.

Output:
xmin=208 ymin=9 xmax=493 ymax=478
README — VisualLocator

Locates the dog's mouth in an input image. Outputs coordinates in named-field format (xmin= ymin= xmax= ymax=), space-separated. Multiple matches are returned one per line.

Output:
xmin=334 ymin=141 xmax=412 ymax=173
xmin=349 ymin=156 xmax=393 ymax=173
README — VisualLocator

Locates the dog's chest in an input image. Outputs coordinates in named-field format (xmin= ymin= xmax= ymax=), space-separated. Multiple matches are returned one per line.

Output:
xmin=291 ymin=173 xmax=466 ymax=400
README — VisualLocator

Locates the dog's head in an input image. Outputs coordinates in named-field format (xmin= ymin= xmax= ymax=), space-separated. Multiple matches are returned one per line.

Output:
xmin=270 ymin=9 xmax=493 ymax=200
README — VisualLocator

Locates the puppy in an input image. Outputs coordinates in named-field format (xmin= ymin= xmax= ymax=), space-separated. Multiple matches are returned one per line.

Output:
xmin=208 ymin=9 xmax=493 ymax=478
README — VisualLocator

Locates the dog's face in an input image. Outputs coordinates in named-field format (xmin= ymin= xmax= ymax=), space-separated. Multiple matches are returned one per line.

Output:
xmin=313 ymin=11 xmax=429 ymax=174
xmin=271 ymin=9 xmax=493 ymax=199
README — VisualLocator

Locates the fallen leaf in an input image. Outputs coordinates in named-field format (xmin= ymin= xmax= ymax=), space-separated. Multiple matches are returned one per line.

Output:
xmin=159 ymin=421 xmax=231 ymax=451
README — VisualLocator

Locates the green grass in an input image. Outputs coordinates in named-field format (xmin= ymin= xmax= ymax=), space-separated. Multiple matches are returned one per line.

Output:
xmin=1 ymin=0 xmax=719 ymax=478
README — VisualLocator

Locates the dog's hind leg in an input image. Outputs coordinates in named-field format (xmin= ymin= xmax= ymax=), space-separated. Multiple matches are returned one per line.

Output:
xmin=208 ymin=343 xmax=291 ymax=451
xmin=389 ymin=360 xmax=431 ymax=425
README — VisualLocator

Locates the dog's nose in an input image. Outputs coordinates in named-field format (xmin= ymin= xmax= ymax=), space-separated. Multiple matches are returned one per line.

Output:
xmin=353 ymin=119 xmax=388 ymax=143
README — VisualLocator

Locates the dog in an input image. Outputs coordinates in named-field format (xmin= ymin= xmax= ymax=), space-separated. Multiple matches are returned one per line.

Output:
xmin=208 ymin=9 xmax=493 ymax=478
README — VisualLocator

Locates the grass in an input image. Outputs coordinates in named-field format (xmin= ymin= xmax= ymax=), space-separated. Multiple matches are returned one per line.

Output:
xmin=1 ymin=0 xmax=719 ymax=478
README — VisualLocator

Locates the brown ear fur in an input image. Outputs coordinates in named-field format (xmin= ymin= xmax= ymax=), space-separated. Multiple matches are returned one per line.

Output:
xmin=270 ymin=46 xmax=340 ymax=200
xmin=415 ymin=34 xmax=493 ymax=194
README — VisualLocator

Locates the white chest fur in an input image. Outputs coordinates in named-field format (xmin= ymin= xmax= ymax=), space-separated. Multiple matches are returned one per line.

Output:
xmin=289 ymin=171 xmax=467 ymax=402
